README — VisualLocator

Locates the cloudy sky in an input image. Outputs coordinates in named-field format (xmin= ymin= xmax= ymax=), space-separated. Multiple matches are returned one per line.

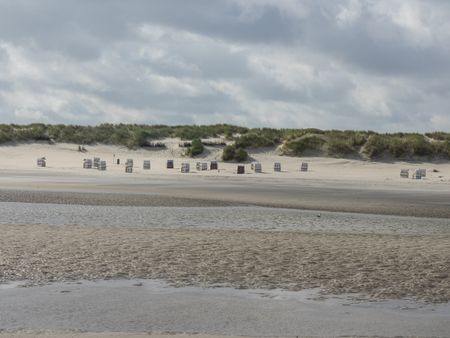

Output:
xmin=0 ymin=0 xmax=449 ymax=131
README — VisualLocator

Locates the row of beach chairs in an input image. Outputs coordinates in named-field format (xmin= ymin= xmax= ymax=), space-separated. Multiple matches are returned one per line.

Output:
xmin=81 ymin=158 xmax=219 ymax=173
xmin=37 ymin=157 xmax=432 ymax=181
xmin=181 ymin=161 xmax=217 ymax=173
xmin=42 ymin=157 xmax=310 ymax=174
xmin=240 ymin=162 xmax=309 ymax=174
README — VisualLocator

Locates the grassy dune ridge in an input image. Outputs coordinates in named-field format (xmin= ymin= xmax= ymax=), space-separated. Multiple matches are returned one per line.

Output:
xmin=1 ymin=123 xmax=449 ymax=160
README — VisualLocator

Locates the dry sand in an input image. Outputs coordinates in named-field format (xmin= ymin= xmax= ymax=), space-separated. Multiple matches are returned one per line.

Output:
xmin=1 ymin=224 xmax=449 ymax=303
xmin=0 ymin=141 xmax=449 ymax=185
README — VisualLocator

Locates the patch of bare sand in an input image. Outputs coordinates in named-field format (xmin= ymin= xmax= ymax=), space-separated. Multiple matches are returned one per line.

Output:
xmin=0 ymin=225 xmax=449 ymax=302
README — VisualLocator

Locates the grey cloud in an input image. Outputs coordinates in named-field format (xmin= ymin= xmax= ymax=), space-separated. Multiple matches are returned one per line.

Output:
xmin=0 ymin=0 xmax=449 ymax=131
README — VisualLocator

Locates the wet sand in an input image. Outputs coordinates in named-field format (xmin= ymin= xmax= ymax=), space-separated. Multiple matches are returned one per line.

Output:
xmin=0 ymin=333 xmax=424 ymax=338
xmin=0 ymin=189 xmax=238 ymax=207
xmin=0 ymin=334 xmax=317 ymax=338
xmin=0 ymin=336 xmax=260 ymax=338
xmin=1 ymin=224 xmax=449 ymax=302
xmin=1 ymin=170 xmax=450 ymax=217
xmin=0 ymin=334 xmax=310 ymax=338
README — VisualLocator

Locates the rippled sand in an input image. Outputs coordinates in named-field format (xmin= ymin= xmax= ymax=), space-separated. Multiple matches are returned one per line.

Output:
xmin=0 ymin=332 xmax=393 ymax=338
xmin=1 ymin=224 xmax=449 ymax=302
xmin=0 ymin=333 xmax=409 ymax=338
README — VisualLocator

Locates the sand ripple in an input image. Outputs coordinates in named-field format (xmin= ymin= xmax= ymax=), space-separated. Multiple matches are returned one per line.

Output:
xmin=0 ymin=225 xmax=449 ymax=302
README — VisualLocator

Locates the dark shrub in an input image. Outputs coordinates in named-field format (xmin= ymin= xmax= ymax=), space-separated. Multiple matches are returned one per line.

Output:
xmin=410 ymin=135 xmax=433 ymax=157
xmin=364 ymin=135 xmax=388 ymax=158
xmin=327 ymin=138 xmax=356 ymax=156
xmin=222 ymin=145 xmax=236 ymax=161
xmin=234 ymin=148 xmax=248 ymax=162
xmin=186 ymin=138 xmax=204 ymax=157
xmin=222 ymin=144 xmax=248 ymax=162
xmin=388 ymin=137 xmax=410 ymax=158
xmin=283 ymin=134 xmax=326 ymax=155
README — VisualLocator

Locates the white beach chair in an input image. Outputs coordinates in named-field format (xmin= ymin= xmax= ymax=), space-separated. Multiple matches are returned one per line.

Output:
xmin=400 ymin=169 xmax=409 ymax=178
xmin=418 ymin=168 xmax=426 ymax=177
xmin=83 ymin=159 xmax=93 ymax=169
xmin=98 ymin=161 xmax=107 ymax=171
xmin=254 ymin=162 xmax=262 ymax=173
xmin=93 ymin=157 xmax=100 ymax=168
xmin=412 ymin=169 xmax=422 ymax=180
xmin=181 ymin=163 xmax=190 ymax=173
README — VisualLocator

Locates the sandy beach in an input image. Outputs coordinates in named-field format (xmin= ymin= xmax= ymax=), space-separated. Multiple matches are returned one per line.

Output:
xmin=1 ymin=142 xmax=450 ymax=337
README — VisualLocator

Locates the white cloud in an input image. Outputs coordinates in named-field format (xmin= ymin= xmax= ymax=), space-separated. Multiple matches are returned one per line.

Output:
xmin=370 ymin=1 xmax=433 ymax=46
xmin=248 ymin=52 xmax=316 ymax=92
xmin=0 ymin=0 xmax=449 ymax=131
xmin=234 ymin=0 xmax=309 ymax=20
xmin=0 ymin=42 xmax=43 ymax=81
xmin=351 ymin=83 xmax=391 ymax=118
xmin=336 ymin=0 xmax=362 ymax=27
xmin=430 ymin=114 xmax=450 ymax=130
xmin=14 ymin=108 xmax=46 ymax=120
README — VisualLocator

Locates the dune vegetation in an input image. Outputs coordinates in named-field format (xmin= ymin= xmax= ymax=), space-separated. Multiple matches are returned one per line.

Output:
xmin=0 ymin=123 xmax=449 ymax=161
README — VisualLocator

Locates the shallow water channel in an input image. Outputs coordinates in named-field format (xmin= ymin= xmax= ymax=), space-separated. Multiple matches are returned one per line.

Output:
xmin=1 ymin=279 xmax=450 ymax=336
xmin=1 ymin=202 xmax=449 ymax=234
